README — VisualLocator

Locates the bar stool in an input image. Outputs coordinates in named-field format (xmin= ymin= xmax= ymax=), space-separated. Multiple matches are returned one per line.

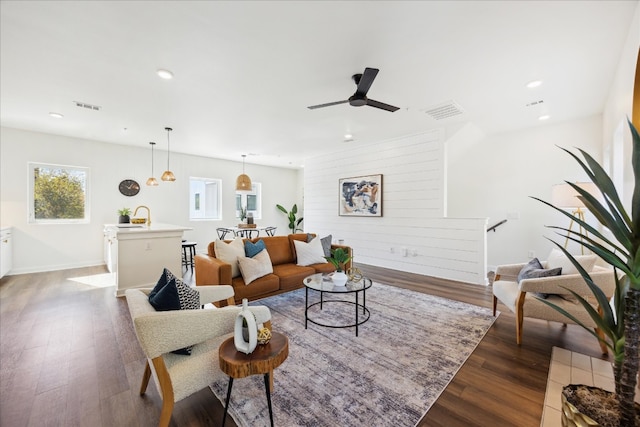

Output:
xmin=182 ymin=241 xmax=197 ymax=271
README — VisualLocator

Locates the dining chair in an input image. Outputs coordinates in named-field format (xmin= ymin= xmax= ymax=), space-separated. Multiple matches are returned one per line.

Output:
xmin=216 ymin=227 xmax=235 ymax=240
xmin=265 ymin=226 xmax=277 ymax=236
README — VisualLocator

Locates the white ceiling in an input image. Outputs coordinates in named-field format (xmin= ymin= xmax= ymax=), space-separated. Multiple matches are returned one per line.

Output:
xmin=1 ymin=1 xmax=637 ymax=169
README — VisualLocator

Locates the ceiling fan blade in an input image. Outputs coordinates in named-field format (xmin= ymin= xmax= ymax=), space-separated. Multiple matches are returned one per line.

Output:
xmin=366 ymin=99 xmax=400 ymax=112
xmin=354 ymin=67 xmax=379 ymax=96
xmin=307 ymin=100 xmax=349 ymax=110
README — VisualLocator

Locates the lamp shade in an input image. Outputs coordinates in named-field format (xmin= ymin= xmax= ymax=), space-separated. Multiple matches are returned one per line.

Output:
xmin=551 ymin=182 xmax=600 ymax=209
xmin=235 ymin=174 xmax=252 ymax=191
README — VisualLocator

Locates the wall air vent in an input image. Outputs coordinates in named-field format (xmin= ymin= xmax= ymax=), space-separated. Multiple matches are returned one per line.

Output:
xmin=422 ymin=101 xmax=464 ymax=120
xmin=526 ymin=100 xmax=544 ymax=107
xmin=73 ymin=101 xmax=101 ymax=111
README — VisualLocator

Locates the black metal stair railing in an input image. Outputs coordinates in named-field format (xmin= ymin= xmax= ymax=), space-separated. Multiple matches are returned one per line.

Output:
xmin=487 ymin=219 xmax=507 ymax=233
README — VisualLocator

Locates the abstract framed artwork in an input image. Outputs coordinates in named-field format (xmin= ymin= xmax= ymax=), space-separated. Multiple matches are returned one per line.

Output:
xmin=339 ymin=174 xmax=382 ymax=217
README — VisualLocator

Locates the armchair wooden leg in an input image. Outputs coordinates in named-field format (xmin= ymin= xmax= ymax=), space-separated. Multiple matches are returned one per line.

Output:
xmin=515 ymin=291 xmax=526 ymax=345
xmin=152 ymin=357 xmax=175 ymax=427
xmin=159 ymin=399 xmax=174 ymax=427
xmin=140 ymin=360 xmax=152 ymax=395
xmin=492 ymin=296 xmax=497 ymax=316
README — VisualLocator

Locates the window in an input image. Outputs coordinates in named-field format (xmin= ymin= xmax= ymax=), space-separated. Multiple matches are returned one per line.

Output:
xmin=236 ymin=182 xmax=262 ymax=219
xmin=28 ymin=162 xmax=90 ymax=224
xmin=189 ymin=177 xmax=221 ymax=220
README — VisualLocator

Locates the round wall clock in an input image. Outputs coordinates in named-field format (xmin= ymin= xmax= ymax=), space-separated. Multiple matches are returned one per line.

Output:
xmin=119 ymin=179 xmax=140 ymax=196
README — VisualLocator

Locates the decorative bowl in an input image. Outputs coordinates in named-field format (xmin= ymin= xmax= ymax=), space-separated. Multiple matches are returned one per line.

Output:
xmin=131 ymin=218 xmax=146 ymax=224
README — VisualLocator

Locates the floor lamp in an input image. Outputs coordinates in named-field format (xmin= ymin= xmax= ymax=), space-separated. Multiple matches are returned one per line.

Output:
xmin=551 ymin=182 xmax=599 ymax=255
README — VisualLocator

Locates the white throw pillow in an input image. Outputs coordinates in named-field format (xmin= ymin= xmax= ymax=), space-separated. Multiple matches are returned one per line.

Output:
xmin=546 ymin=248 xmax=597 ymax=275
xmin=238 ymin=249 xmax=273 ymax=285
xmin=214 ymin=237 xmax=245 ymax=278
xmin=294 ymin=238 xmax=327 ymax=266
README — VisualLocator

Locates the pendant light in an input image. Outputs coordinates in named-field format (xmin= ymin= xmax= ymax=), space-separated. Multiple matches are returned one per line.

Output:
xmin=146 ymin=142 xmax=159 ymax=186
xmin=235 ymin=154 xmax=252 ymax=191
xmin=161 ymin=127 xmax=176 ymax=182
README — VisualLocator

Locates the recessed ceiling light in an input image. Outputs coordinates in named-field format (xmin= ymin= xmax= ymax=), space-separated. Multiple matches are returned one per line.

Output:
xmin=526 ymin=80 xmax=542 ymax=88
xmin=49 ymin=112 xmax=64 ymax=118
xmin=157 ymin=69 xmax=174 ymax=79
xmin=538 ymin=114 xmax=550 ymax=121
xmin=344 ymin=133 xmax=353 ymax=141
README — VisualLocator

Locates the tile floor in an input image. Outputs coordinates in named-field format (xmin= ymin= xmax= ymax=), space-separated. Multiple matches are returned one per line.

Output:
xmin=541 ymin=347 xmax=640 ymax=427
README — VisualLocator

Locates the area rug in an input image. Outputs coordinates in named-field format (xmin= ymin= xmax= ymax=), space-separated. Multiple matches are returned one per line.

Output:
xmin=211 ymin=282 xmax=497 ymax=427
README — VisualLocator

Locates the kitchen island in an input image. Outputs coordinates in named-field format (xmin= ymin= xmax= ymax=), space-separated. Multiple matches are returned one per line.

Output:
xmin=103 ymin=223 xmax=192 ymax=296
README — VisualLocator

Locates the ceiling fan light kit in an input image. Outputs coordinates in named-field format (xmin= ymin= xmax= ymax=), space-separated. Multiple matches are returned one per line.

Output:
xmin=307 ymin=67 xmax=400 ymax=112
xmin=161 ymin=126 xmax=176 ymax=182
xmin=235 ymin=154 xmax=252 ymax=192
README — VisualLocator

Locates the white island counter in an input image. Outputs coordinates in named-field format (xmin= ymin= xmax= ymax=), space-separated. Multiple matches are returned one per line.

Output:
xmin=104 ymin=223 xmax=192 ymax=296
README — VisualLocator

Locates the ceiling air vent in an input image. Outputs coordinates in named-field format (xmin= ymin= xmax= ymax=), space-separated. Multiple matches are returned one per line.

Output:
xmin=422 ymin=101 xmax=464 ymax=120
xmin=526 ymin=100 xmax=544 ymax=107
xmin=73 ymin=101 xmax=101 ymax=111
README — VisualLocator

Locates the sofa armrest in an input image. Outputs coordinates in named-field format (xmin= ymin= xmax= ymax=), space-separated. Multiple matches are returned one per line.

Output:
xmin=518 ymin=267 xmax=615 ymax=299
xmin=195 ymin=254 xmax=232 ymax=286
xmin=331 ymin=244 xmax=353 ymax=271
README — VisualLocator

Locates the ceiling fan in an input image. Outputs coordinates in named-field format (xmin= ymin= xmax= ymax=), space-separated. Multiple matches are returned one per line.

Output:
xmin=307 ymin=67 xmax=400 ymax=112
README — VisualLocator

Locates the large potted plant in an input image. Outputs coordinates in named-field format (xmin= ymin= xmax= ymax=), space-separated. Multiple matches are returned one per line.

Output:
xmin=276 ymin=204 xmax=303 ymax=233
xmin=534 ymin=119 xmax=639 ymax=426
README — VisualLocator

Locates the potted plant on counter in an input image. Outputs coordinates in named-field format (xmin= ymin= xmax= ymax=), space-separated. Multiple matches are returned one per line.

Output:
xmin=325 ymin=247 xmax=352 ymax=287
xmin=118 ymin=207 xmax=131 ymax=224
xmin=534 ymin=119 xmax=639 ymax=426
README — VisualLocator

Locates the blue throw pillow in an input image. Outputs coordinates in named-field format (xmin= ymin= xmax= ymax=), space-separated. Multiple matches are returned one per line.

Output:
xmin=245 ymin=239 xmax=266 ymax=258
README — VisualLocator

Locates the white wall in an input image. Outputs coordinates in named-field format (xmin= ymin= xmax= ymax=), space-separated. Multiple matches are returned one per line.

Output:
xmin=602 ymin=2 xmax=639 ymax=210
xmin=447 ymin=115 xmax=603 ymax=269
xmin=304 ymin=130 xmax=489 ymax=285
xmin=0 ymin=127 xmax=300 ymax=274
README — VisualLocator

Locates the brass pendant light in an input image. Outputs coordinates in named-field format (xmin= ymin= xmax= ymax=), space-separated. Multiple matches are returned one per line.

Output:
xmin=235 ymin=154 xmax=252 ymax=191
xmin=146 ymin=142 xmax=159 ymax=186
xmin=161 ymin=127 xmax=176 ymax=182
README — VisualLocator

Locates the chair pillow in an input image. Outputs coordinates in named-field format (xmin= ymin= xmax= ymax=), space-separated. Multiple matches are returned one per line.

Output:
xmin=148 ymin=268 xmax=201 ymax=355
xmin=215 ymin=237 xmax=245 ymax=278
xmin=546 ymin=248 xmax=597 ymax=275
xmin=517 ymin=258 xmax=563 ymax=298
xmin=245 ymin=239 xmax=266 ymax=258
xmin=294 ymin=238 xmax=327 ymax=266
xmin=238 ymin=249 xmax=273 ymax=285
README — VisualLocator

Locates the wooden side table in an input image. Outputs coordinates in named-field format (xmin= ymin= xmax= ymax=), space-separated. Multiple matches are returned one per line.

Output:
xmin=219 ymin=331 xmax=289 ymax=427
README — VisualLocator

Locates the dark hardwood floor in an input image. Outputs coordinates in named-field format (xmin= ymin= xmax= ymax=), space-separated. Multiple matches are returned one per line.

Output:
xmin=0 ymin=264 xmax=609 ymax=427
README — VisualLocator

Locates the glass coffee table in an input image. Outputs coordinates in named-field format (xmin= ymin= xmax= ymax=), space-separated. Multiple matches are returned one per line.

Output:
xmin=303 ymin=273 xmax=372 ymax=336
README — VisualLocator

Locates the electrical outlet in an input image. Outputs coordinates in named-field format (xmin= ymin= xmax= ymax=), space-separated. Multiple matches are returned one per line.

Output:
xmin=528 ymin=250 xmax=535 ymax=258
xmin=402 ymin=247 xmax=408 ymax=257
xmin=390 ymin=247 xmax=395 ymax=254
xmin=411 ymin=249 xmax=418 ymax=257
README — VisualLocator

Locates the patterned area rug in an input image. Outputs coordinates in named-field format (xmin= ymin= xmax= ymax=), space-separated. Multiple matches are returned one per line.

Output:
xmin=211 ymin=282 xmax=497 ymax=427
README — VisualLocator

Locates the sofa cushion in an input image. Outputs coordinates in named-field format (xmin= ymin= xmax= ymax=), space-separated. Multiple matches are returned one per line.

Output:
xmin=260 ymin=235 xmax=295 ymax=265
xmin=272 ymin=263 xmax=316 ymax=291
xmin=244 ymin=239 xmax=266 ymax=258
xmin=238 ymin=249 xmax=274 ymax=285
xmin=294 ymin=238 xmax=327 ymax=266
xmin=546 ymin=248 xmax=597 ymax=275
xmin=215 ymin=237 xmax=244 ymax=278
xmin=231 ymin=273 xmax=279 ymax=300
xmin=306 ymin=233 xmax=333 ymax=257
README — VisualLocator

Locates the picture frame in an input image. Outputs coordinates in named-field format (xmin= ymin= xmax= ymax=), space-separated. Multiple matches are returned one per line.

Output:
xmin=339 ymin=174 xmax=382 ymax=217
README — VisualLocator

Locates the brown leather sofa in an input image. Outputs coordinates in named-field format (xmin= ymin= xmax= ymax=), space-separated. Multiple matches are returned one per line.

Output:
xmin=194 ymin=233 xmax=353 ymax=304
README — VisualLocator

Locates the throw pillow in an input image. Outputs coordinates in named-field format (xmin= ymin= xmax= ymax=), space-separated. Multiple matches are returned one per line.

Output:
xmin=148 ymin=268 xmax=181 ymax=311
xmin=517 ymin=258 xmax=563 ymax=299
xmin=214 ymin=237 xmax=245 ymax=278
xmin=294 ymin=238 xmax=327 ymax=266
xmin=148 ymin=269 xmax=201 ymax=355
xmin=245 ymin=239 xmax=266 ymax=258
xmin=546 ymin=248 xmax=597 ymax=275
xmin=238 ymin=249 xmax=273 ymax=285
xmin=305 ymin=234 xmax=333 ymax=257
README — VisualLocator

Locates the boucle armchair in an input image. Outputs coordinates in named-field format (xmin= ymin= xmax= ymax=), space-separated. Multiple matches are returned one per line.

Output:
xmin=492 ymin=262 xmax=615 ymax=354
xmin=125 ymin=286 xmax=271 ymax=427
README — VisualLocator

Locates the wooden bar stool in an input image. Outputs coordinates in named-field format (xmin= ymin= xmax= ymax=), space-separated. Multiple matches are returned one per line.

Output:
xmin=181 ymin=241 xmax=197 ymax=271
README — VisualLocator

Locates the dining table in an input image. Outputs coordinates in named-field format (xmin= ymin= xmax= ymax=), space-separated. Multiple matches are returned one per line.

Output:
xmin=227 ymin=225 xmax=270 ymax=238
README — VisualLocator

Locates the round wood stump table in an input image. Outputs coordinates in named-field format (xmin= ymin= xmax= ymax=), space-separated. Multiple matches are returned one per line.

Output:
xmin=218 ymin=331 xmax=288 ymax=427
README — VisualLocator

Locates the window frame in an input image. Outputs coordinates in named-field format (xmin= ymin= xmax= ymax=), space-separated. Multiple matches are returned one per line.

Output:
xmin=28 ymin=162 xmax=91 ymax=224
xmin=236 ymin=182 xmax=262 ymax=220
xmin=189 ymin=176 xmax=222 ymax=221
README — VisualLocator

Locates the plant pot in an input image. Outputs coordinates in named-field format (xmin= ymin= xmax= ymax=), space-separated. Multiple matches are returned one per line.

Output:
xmin=332 ymin=271 xmax=348 ymax=287
xmin=561 ymin=384 xmax=640 ymax=426
xmin=118 ymin=215 xmax=130 ymax=224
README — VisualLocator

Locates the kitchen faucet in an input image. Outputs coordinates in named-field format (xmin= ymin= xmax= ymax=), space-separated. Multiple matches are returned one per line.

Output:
xmin=134 ymin=205 xmax=151 ymax=227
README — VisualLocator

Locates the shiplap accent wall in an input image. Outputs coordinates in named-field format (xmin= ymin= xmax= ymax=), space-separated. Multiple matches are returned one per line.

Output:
xmin=304 ymin=130 xmax=488 ymax=285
